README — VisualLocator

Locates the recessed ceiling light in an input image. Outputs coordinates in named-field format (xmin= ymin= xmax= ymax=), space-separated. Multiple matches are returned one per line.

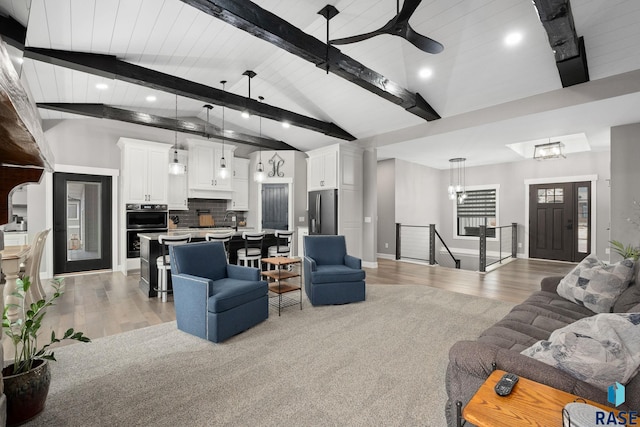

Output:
xmin=95 ymin=83 xmax=109 ymax=90
xmin=226 ymin=129 xmax=234 ymax=134
xmin=146 ymin=95 xmax=157 ymax=102
xmin=241 ymin=111 xmax=250 ymax=119
xmin=15 ymin=57 xmax=24 ymax=64
xmin=418 ymin=68 xmax=433 ymax=79
xmin=282 ymin=122 xmax=291 ymax=129
xmin=504 ymin=32 xmax=523 ymax=47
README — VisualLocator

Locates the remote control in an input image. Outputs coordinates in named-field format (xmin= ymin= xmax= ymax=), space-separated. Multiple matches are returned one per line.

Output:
xmin=494 ymin=372 xmax=519 ymax=396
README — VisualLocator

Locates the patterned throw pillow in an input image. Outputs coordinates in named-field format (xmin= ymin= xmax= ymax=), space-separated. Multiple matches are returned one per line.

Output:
xmin=557 ymin=254 xmax=635 ymax=313
xmin=521 ymin=313 xmax=640 ymax=391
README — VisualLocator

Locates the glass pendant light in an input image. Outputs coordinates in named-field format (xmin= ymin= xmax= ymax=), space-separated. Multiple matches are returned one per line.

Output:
xmin=448 ymin=158 xmax=466 ymax=202
xmin=254 ymin=96 xmax=266 ymax=182
xmin=219 ymin=80 xmax=229 ymax=179
xmin=168 ymin=93 xmax=185 ymax=175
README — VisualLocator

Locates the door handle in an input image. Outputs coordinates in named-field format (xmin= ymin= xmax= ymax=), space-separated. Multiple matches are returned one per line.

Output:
xmin=316 ymin=193 xmax=321 ymax=234
xmin=566 ymin=219 xmax=573 ymax=230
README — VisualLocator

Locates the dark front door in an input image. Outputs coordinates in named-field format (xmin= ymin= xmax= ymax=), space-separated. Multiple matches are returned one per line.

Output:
xmin=529 ymin=182 xmax=591 ymax=262
xmin=261 ymin=183 xmax=288 ymax=230
xmin=53 ymin=173 xmax=112 ymax=273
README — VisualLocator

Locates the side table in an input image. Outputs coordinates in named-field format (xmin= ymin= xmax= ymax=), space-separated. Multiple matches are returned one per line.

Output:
xmin=261 ymin=257 xmax=302 ymax=316
xmin=462 ymin=369 xmax=622 ymax=427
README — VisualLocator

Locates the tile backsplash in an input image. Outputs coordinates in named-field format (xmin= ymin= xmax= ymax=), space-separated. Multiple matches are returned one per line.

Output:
xmin=169 ymin=199 xmax=245 ymax=228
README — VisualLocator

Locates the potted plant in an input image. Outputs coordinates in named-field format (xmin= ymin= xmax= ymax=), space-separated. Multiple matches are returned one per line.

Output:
xmin=609 ymin=240 xmax=640 ymax=261
xmin=2 ymin=276 xmax=90 ymax=426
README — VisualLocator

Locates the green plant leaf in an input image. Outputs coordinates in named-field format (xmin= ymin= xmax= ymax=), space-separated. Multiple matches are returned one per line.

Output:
xmin=1 ymin=276 xmax=90 ymax=375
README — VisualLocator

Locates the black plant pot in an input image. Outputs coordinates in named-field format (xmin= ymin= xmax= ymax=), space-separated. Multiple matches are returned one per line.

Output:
xmin=2 ymin=359 xmax=50 ymax=426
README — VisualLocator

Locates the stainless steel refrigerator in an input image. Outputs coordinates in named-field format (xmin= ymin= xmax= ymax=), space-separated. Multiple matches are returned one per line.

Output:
xmin=308 ymin=189 xmax=338 ymax=235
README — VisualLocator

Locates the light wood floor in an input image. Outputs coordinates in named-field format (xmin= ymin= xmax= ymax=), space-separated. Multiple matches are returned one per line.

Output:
xmin=3 ymin=257 xmax=575 ymax=354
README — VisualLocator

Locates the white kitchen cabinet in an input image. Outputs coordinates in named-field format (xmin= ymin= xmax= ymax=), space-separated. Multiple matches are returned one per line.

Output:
xmin=307 ymin=149 xmax=337 ymax=191
xmin=118 ymin=138 xmax=169 ymax=204
xmin=168 ymin=149 xmax=189 ymax=210
xmin=228 ymin=158 xmax=249 ymax=211
xmin=306 ymin=143 xmax=363 ymax=258
xmin=186 ymin=139 xmax=235 ymax=199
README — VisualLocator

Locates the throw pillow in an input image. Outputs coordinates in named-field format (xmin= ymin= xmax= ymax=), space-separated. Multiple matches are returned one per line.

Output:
xmin=557 ymin=254 xmax=635 ymax=313
xmin=521 ymin=313 xmax=640 ymax=391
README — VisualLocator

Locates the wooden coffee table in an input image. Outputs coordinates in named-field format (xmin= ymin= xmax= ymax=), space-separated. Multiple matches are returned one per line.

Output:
xmin=463 ymin=369 xmax=622 ymax=427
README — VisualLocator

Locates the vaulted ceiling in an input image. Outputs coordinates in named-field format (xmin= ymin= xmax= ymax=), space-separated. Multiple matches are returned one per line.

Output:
xmin=2 ymin=0 xmax=640 ymax=169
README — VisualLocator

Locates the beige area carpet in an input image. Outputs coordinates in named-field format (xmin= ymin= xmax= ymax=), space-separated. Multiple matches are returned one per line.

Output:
xmin=25 ymin=285 xmax=513 ymax=427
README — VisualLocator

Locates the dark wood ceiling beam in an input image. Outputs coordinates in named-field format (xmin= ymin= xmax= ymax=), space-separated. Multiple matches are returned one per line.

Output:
xmin=533 ymin=0 xmax=589 ymax=87
xmin=23 ymin=47 xmax=356 ymax=141
xmin=179 ymin=0 xmax=440 ymax=121
xmin=36 ymin=103 xmax=296 ymax=151
xmin=0 ymin=15 xmax=26 ymax=50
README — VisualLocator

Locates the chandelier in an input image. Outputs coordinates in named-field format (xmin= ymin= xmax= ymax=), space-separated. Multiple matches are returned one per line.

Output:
xmin=448 ymin=158 xmax=467 ymax=203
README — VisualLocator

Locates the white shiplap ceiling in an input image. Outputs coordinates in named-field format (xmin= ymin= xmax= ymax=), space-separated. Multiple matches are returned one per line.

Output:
xmin=2 ymin=0 xmax=640 ymax=168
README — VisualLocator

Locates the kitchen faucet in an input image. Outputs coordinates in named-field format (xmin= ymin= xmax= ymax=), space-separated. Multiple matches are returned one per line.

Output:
xmin=224 ymin=211 xmax=238 ymax=231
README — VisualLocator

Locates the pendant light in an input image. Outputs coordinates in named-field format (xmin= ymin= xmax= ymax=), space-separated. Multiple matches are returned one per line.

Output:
xmin=447 ymin=158 xmax=467 ymax=203
xmin=203 ymin=103 xmax=213 ymax=138
xmin=168 ymin=93 xmax=185 ymax=175
xmin=254 ymin=95 xmax=266 ymax=182
xmin=219 ymin=80 xmax=229 ymax=179
xmin=241 ymin=70 xmax=256 ymax=119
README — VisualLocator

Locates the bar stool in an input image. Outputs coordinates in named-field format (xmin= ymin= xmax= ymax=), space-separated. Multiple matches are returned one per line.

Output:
xmin=267 ymin=229 xmax=294 ymax=258
xmin=205 ymin=231 xmax=234 ymax=261
xmin=156 ymin=234 xmax=191 ymax=302
xmin=236 ymin=231 xmax=265 ymax=268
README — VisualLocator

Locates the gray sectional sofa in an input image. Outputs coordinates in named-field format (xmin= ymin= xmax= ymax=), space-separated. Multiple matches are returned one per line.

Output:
xmin=445 ymin=273 xmax=640 ymax=426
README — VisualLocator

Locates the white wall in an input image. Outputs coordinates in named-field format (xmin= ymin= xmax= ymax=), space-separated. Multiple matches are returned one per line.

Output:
xmin=395 ymin=158 xmax=441 ymax=226
xmin=377 ymin=159 xmax=395 ymax=256
xmin=437 ymin=151 xmax=610 ymax=259
xmin=378 ymin=150 xmax=611 ymax=262
xmin=611 ymin=123 xmax=640 ymax=256
xmin=247 ymin=150 xmax=307 ymax=233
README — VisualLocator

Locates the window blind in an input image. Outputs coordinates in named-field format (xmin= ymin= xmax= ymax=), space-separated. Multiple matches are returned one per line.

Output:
xmin=457 ymin=189 xmax=496 ymax=218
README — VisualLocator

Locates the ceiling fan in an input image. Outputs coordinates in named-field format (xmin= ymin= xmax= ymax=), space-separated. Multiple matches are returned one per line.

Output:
xmin=329 ymin=0 xmax=444 ymax=54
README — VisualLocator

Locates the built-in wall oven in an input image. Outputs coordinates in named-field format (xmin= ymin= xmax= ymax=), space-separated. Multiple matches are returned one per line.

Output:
xmin=126 ymin=204 xmax=168 ymax=258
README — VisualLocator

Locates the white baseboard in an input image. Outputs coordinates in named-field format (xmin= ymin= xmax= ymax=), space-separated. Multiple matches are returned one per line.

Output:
xmin=362 ymin=261 xmax=378 ymax=268
xmin=376 ymin=253 xmax=395 ymax=260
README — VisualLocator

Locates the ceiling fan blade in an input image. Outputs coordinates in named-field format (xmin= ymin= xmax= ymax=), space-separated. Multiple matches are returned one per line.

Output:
xmin=397 ymin=0 xmax=423 ymax=22
xmin=330 ymin=29 xmax=386 ymax=46
xmin=405 ymin=24 xmax=443 ymax=54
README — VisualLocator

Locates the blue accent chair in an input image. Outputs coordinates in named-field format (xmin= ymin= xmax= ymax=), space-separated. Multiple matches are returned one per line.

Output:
xmin=303 ymin=235 xmax=366 ymax=306
xmin=170 ymin=241 xmax=268 ymax=343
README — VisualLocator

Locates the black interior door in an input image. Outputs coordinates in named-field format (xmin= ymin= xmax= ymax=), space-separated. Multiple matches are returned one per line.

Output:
xmin=529 ymin=182 xmax=590 ymax=262
xmin=53 ymin=173 xmax=112 ymax=273
xmin=261 ymin=183 xmax=288 ymax=230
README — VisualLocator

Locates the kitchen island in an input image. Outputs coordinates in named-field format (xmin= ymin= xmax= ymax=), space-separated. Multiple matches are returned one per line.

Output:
xmin=137 ymin=228 xmax=278 ymax=298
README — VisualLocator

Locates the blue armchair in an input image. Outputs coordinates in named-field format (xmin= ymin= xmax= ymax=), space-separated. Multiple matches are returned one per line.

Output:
xmin=170 ymin=241 xmax=268 ymax=343
xmin=303 ymin=235 xmax=366 ymax=306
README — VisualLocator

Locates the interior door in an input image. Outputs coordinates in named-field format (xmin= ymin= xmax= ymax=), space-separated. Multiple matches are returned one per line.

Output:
xmin=261 ymin=183 xmax=288 ymax=230
xmin=53 ymin=173 xmax=112 ymax=273
xmin=529 ymin=182 xmax=590 ymax=262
